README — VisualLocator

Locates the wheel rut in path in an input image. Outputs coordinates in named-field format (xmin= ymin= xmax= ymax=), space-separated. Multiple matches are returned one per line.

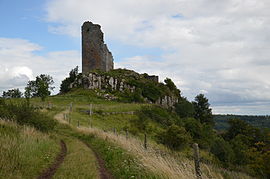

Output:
xmin=84 ymin=142 xmax=114 ymax=179
xmin=37 ymin=140 xmax=67 ymax=179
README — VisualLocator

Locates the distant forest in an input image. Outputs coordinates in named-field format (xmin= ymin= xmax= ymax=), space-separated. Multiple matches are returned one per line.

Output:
xmin=214 ymin=114 xmax=270 ymax=130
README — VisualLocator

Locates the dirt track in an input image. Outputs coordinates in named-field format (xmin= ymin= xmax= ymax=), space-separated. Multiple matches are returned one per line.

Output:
xmin=51 ymin=111 xmax=113 ymax=179
xmin=37 ymin=140 xmax=67 ymax=179
xmin=84 ymin=142 xmax=114 ymax=179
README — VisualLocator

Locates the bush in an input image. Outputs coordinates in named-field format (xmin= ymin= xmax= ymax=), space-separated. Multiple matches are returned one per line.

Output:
xmin=157 ymin=124 xmax=191 ymax=150
xmin=210 ymin=137 xmax=235 ymax=165
xmin=136 ymin=106 xmax=176 ymax=127
xmin=0 ymin=101 xmax=56 ymax=132
xmin=141 ymin=82 xmax=163 ymax=102
xmin=175 ymin=98 xmax=195 ymax=118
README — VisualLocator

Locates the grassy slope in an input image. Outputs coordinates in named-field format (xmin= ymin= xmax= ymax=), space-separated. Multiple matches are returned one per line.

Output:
xmin=44 ymin=89 xmax=253 ymax=179
xmin=1 ymin=89 xmax=254 ymax=178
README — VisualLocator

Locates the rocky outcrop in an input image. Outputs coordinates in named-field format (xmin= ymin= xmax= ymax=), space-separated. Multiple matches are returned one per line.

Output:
xmin=70 ymin=72 xmax=135 ymax=93
xmin=70 ymin=72 xmax=178 ymax=108
xmin=155 ymin=96 xmax=179 ymax=108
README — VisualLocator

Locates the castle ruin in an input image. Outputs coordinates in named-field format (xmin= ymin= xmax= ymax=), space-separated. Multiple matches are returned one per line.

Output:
xmin=82 ymin=21 xmax=114 ymax=74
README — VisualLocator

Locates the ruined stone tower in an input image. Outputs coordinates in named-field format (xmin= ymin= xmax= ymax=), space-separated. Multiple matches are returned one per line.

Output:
xmin=82 ymin=21 xmax=114 ymax=74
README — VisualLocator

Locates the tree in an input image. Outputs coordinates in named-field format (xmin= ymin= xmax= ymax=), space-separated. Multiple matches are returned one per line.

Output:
xmin=225 ymin=118 xmax=265 ymax=146
xmin=230 ymin=135 xmax=249 ymax=165
xmin=210 ymin=137 xmax=235 ymax=165
xmin=183 ymin=118 xmax=202 ymax=139
xmin=175 ymin=97 xmax=195 ymax=118
xmin=157 ymin=124 xmax=191 ymax=150
xmin=225 ymin=118 xmax=251 ymax=141
xmin=25 ymin=74 xmax=54 ymax=101
xmin=2 ymin=88 xmax=22 ymax=98
xmin=60 ymin=66 xmax=79 ymax=93
xmin=193 ymin=94 xmax=214 ymax=126
xmin=164 ymin=78 xmax=181 ymax=96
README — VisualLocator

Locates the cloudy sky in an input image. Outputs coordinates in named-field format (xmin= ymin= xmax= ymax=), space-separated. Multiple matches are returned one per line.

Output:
xmin=1 ymin=0 xmax=270 ymax=115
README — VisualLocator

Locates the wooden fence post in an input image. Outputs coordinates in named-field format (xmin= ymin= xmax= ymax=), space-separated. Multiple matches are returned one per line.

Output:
xmin=144 ymin=133 xmax=147 ymax=149
xmin=126 ymin=129 xmax=129 ymax=139
xmin=113 ymin=128 xmax=116 ymax=135
xmin=193 ymin=143 xmax=202 ymax=179
xmin=69 ymin=102 xmax=73 ymax=112
xmin=89 ymin=104 xmax=93 ymax=116
xmin=77 ymin=120 xmax=80 ymax=127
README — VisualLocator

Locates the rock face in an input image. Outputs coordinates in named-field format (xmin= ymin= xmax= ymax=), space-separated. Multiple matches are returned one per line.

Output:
xmin=155 ymin=96 xmax=179 ymax=108
xmin=82 ymin=21 xmax=114 ymax=73
xmin=70 ymin=73 xmax=136 ymax=93
xmin=70 ymin=70 xmax=178 ymax=108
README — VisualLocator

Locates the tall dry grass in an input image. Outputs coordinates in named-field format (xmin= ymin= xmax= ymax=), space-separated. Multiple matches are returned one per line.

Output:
xmin=0 ymin=120 xmax=59 ymax=178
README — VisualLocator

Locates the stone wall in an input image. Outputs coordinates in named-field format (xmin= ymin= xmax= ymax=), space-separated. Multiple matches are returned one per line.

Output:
xmin=82 ymin=21 xmax=114 ymax=73
xmin=146 ymin=75 xmax=159 ymax=83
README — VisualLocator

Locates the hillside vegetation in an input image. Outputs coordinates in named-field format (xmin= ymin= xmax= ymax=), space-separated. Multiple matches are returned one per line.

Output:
xmin=1 ymin=68 xmax=269 ymax=178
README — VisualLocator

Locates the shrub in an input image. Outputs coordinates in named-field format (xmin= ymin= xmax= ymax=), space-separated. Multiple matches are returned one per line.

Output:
xmin=0 ymin=101 xmax=56 ymax=132
xmin=141 ymin=82 xmax=162 ymax=102
xmin=210 ymin=137 xmax=235 ymax=165
xmin=175 ymin=98 xmax=195 ymax=118
xmin=183 ymin=118 xmax=202 ymax=139
xmin=157 ymin=124 xmax=191 ymax=150
xmin=136 ymin=106 xmax=176 ymax=127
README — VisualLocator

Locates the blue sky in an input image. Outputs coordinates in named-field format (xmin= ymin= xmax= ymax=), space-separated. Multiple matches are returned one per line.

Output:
xmin=1 ymin=0 xmax=270 ymax=115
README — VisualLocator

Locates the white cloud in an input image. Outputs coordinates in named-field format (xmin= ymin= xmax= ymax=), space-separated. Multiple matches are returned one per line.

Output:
xmin=0 ymin=37 xmax=80 ymax=95
xmin=43 ymin=0 xmax=270 ymax=114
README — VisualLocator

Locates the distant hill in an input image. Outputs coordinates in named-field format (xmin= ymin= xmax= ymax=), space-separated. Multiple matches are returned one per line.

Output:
xmin=214 ymin=114 xmax=270 ymax=130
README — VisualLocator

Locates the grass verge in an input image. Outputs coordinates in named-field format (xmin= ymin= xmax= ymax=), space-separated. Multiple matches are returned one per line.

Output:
xmin=0 ymin=120 xmax=59 ymax=178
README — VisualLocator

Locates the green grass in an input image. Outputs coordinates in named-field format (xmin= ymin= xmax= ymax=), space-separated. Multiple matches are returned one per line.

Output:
xmin=48 ymin=90 xmax=253 ymax=179
xmin=1 ymin=89 xmax=254 ymax=179
xmin=0 ymin=120 xmax=60 ymax=178
xmin=76 ymin=133 xmax=161 ymax=179
xmin=53 ymin=135 xmax=99 ymax=179
xmin=53 ymin=122 xmax=160 ymax=179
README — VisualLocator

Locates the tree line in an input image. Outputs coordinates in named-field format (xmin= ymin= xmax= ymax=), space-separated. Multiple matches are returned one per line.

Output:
xmin=1 ymin=74 xmax=54 ymax=102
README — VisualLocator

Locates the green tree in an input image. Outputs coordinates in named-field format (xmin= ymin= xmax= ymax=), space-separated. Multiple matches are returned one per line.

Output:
xmin=2 ymin=88 xmax=22 ymax=98
xmin=164 ymin=78 xmax=181 ymax=96
xmin=60 ymin=66 xmax=79 ymax=93
xmin=210 ymin=137 xmax=235 ymax=165
xmin=193 ymin=94 xmax=214 ymax=126
xmin=157 ymin=124 xmax=191 ymax=150
xmin=175 ymin=97 xmax=195 ymax=118
xmin=225 ymin=118 xmax=250 ymax=140
xmin=25 ymin=74 xmax=54 ymax=101
xmin=230 ymin=134 xmax=249 ymax=165
xmin=141 ymin=82 xmax=162 ymax=102
xmin=183 ymin=118 xmax=202 ymax=139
